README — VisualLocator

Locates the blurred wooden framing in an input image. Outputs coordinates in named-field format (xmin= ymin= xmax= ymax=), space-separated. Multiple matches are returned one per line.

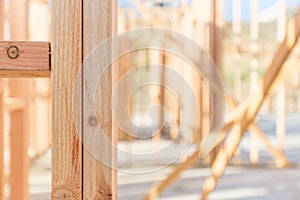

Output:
xmin=0 ymin=0 xmax=298 ymax=200
xmin=144 ymin=4 xmax=300 ymax=200
xmin=0 ymin=0 xmax=51 ymax=200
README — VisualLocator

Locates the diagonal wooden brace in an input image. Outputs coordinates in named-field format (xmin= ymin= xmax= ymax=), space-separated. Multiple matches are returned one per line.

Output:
xmin=226 ymin=96 xmax=289 ymax=167
xmin=201 ymin=8 xmax=300 ymax=200
xmin=144 ymin=8 xmax=300 ymax=200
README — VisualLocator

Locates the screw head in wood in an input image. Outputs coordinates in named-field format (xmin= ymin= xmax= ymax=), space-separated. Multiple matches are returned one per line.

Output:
xmin=7 ymin=46 xmax=19 ymax=59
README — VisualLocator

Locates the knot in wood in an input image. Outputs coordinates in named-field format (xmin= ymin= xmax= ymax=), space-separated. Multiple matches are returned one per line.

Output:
xmin=52 ymin=188 xmax=76 ymax=199
xmin=88 ymin=115 xmax=98 ymax=127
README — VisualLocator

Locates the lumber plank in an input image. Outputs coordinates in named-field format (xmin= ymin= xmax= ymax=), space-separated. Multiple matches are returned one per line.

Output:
xmin=51 ymin=1 xmax=82 ymax=199
xmin=10 ymin=109 xmax=28 ymax=200
xmin=0 ymin=0 xmax=3 ymax=40
xmin=226 ymin=96 xmax=289 ymax=166
xmin=249 ymin=0 xmax=259 ymax=164
xmin=9 ymin=0 xmax=28 ymax=40
xmin=0 ymin=85 xmax=4 ymax=200
xmin=82 ymin=0 xmax=118 ymax=199
xmin=201 ymin=9 xmax=300 ymax=200
xmin=249 ymin=124 xmax=289 ymax=167
xmin=276 ymin=0 xmax=287 ymax=152
xmin=29 ymin=1 xmax=51 ymax=157
xmin=0 ymin=1 xmax=4 ymax=199
xmin=7 ymin=2 xmax=31 ymax=200
xmin=0 ymin=41 xmax=50 ymax=77
xmin=144 ymin=149 xmax=200 ymax=200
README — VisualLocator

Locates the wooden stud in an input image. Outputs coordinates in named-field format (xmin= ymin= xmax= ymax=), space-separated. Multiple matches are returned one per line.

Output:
xmin=51 ymin=1 xmax=82 ymax=199
xmin=7 ymin=1 xmax=31 ymax=199
xmin=0 ymin=41 xmax=50 ymax=78
xmin=276 ymin=0 xmax=286 ymax=152
xmin=0 ymin=85 xmax=4 ymax=200
xmin=0 ymin=1 xmax=4 ymax=199
xmin=232 ymin=0 xmax=242 ymax=164
xmin=10 ymin=108 xmax=28 ymax=200
xmin=210 ymin=0 xmax=223 ymax=69
xmin=232 ymin=0 xmax=241 ymax=100
xmin=226 ymin=96 xmax=289 ymax=166
xmin=9 ymin=0 xmax=28 ymax=39
xmin=0 ymin=0 xmax=3 ymax=40
xmin=249 ymin=0 xmax=259 ymax=164
xmin=29 ymin=1 xmax=51 ymax=156
xmin=148 ymin=49 xmax=164 ymax=164
xmin=202 ymin=0 xmax=224 ymax=165
xmin=82 ymin=0 xmax=118 ymax=199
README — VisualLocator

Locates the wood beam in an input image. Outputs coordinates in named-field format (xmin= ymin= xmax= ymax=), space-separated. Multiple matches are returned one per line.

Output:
xmin=9 ymin=0 xmax=28 ymax=39
xmin=276 ymin=0 xmax=287 ymax=152
xmin=10 ymin=108 xmax=28 ymax=200
xmin=226 ymin=96 xmax=289 ymax=166
xmin=0 ymin=41 xmax=50 ymax=77
xmin=51 ymin=1 xmax=82 ymax=199
xmin=144 ymin=149 xmax=200 ymax=200
xmin=249 ymin=0 xmax=259 ymax=164
xmin=145 ymin=8 xmax=300 ymax=200
xmin=82 ymin=0 xmax=118 ymax=199
xmin=0 ymin=1 xmax=4 ymax=199
xmin=0 ymin=86 xmax=4 ymax=200
xmin=0 ymin=0 xmax=3 ymax=40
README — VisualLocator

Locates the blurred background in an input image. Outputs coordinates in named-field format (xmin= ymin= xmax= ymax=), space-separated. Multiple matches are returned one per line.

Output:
xmin=1 ymin=0 xmax=300 ymax=199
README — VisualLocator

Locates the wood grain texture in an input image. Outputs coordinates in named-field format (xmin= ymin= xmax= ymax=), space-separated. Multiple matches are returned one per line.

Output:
xmin=83 ymin=0 xmax=117 ymax=199
xmin=51 ymin=1 xmax=82 ymax=199
xmin=0 ymin=41 xmax=50 ymax=77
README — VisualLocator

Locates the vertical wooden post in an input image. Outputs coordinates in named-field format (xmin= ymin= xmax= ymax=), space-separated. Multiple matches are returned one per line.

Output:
xmin=8 ymin=1 xmax=30 ymax=199
xmin=10 ymin=108 xmax=28 ymax=200
xmin=210 ymin=0 xmax=223 ymax=69
xmin=276 ymin=0 xmax=286 ymax=152
xmin=0 ymin=1 xmax=4 ymax=199
xmin=9 ymin=0 xmax=28 ymax=39
xmin=232 ymin=0 xmax=241 ymax=100
xmin=0 ymin=88 xmax=4 ymax=200
xmin=29 ymin=1 xmax=51 ymax=156
xmin=51 ymin=1 xmax=82 ymax=199
xmin=207 ymin=0 xmax=223 ymax=164
xmin=0 ymin=0 xmax=4 ymax=40
xmin=82 ymin=0 xmax=118 ymax=199
xmin=232 ymin=0 xmax=241 ymax=165
xmin=249 ymin=0 xmax=259 ymax=164
xmin=149 ymin=49 xmax=163 ymax=163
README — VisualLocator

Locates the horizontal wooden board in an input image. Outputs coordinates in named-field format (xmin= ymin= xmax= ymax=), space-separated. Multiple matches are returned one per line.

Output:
xmin=0 ymin=41 xmax=50 ymax=77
